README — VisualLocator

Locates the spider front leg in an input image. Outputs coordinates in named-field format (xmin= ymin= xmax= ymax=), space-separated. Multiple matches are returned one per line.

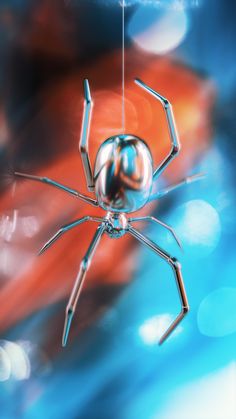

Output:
xmin=79 ymin=79 xmax=95 ymax=192
xmin=38 ymin=216 xmax=103 ymax=255
xmin=135 ymin=78 xmax=180 ymax=181
xmin=63 ymin=223 xmax=106 ymax=347
xmin=148 ymin=173 xmax=206 ymax=202
xmin=128 ymin=225 xmax=189 ymax=344
xmin=129 ymin=215 xmax=182 ymax=250
xmin=14 ymin=171 xmax=98 ymax=207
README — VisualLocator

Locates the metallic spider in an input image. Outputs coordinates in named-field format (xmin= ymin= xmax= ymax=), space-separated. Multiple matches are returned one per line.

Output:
xmin=15 ymin=79 xmax=204 ymax=346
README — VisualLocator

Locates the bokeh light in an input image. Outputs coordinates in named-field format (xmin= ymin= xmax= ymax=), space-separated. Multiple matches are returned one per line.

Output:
xmin=171 ymin=200 xmax=221 ymax=257
xmin=157 ymin=363 xmax=236 ymax=419
xmin=1 ymin=340 xmax=31 ymax=381
xmin=0 ymin=1 xmax=235 ymax=418
xmin=198 ymin=287 xmax=236 ymax=338
xmin=0 ymin=346 xmax=11 ymax=382
xmin=128 ymin=6 xmax=189 ymax=54
xmin=139 ymin=313 xmax=183 ymax=345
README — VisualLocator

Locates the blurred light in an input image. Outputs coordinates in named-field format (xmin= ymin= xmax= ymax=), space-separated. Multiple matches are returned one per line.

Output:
xmin=138 ymin=313 xmax=183 ymax=345
xmin=156 ymin=362 xmax=236 ymax=419
xmin=0 ymin=210 xmax=40 ymax=241
xmin=0 ymin=346 xmax=11 ymax=382
xmin=128 ymin=6 xmax=189 ymax=54
xmin=106 ymin=0 xmax=201 ymax=8
xmin=0 ymin=210 xmax=18 ymax=242
xmin=1 ymin=340 xmax=31 ymax=381
xmin=198 ymin=287 xmax=236 ymax=338
xmin=21 ymin=215 xmax=40 ymax=238
xmin=19 ymin=340 xmax=52 ymax=377
xmin=0 ymin=244 xmax=32 ymax=277
xmin=0 ymin=209 xmax=39 ymax=277
xmin=172 ymin=200 xmax=221 ymax=257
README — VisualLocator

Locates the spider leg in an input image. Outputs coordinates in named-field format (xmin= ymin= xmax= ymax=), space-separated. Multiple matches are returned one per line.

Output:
xmin=129 ymin=216 xmax=182 ymax=250
xmin=38 ymin=216 xmax=103 ymax=255
xmin=128 ymin=225 xmax=189 ymax=345
xmin=62 ymin=223 xmax=106 ymax=346
xmin=135 ymin=78 xmax=180 ymax=181
xmin=14 ymin=171 xmax=98 ymax=207
xmin=79 ymin=79 xmax=95 ymax=192
xmin=149 ymin=172 xmax=206 ymax=201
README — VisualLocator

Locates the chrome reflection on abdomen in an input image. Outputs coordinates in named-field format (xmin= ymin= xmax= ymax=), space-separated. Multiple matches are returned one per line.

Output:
xmin=94 ymin=134 xmax=153 ymax=213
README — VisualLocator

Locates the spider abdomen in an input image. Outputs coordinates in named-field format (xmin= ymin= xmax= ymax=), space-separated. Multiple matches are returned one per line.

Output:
xmin=94 ymin=134 xmax=153 ymax=213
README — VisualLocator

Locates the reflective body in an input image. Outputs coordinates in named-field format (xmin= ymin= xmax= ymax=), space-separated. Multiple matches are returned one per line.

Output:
xmin=105 ymin=212 xmax=128 ymax=238
xmin=14 ymin=78 xmax=199 ymax=347
xmin=94 ymin=135 xmax=153 ymax=213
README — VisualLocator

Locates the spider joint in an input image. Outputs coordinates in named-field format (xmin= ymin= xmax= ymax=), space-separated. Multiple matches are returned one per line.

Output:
xmin=169 ymin=257 xmax=181 ymax=269
xmin=182 ymin=306 xmax=190 ymax=314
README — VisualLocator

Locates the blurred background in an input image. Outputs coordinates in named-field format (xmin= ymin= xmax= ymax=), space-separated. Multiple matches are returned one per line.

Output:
xmin=0 ymin=0 xmax=235 ymax=418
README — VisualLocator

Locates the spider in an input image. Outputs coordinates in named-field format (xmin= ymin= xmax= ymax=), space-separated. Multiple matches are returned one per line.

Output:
xmin=15 ymin=78 xmax=204 ymax=347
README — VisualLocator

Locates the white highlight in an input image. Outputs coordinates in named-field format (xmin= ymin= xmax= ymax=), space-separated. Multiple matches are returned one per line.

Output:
xmin=139 ymin=313 xmax=183 ymax=345
xmin=0 ymin=210 xmax=40 ymax=241
xmin=0 ymin=346 xmax=11 ymax=382
xmin=174 ymin=200 xmax=221 ymax=257
xmin=129 ymin=7 xmax=188 ymax=54
xmin=0 ymin=340 xmax=31 ymax=381
xmin=157 ymin=363 xmax=236 ymax=419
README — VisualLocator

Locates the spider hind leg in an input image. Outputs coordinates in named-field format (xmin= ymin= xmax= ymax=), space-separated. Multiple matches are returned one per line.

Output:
xmin=62 ymin=223 xmax=106 ymax=346
xmin=128 ymin=225 xmax=189 ymax=344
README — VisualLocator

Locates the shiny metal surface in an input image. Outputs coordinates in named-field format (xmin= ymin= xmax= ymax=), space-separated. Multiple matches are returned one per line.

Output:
xmin=94 ymin=134 xmax=153 ymax=213
xmin=104 ymin=212 xmax=128 ymax=238
xmin=135 ymin=78 xmax=180 ymax=180
xmin=63 ymin=223 xmax=106 ymax=346
xmin=79 ymin=79 xmax=94 ymax=192
xmin=14 ymin=171 xmax=98 ymax=207
xmin=127 ymin=225 xmax=189 ymax=344
xmin=149 ymin=172 xmax=206 ymax=201
xmin=38 ymin=216 xmax=103 ymax=255
xmin=129 ymin=215 xmax=182 ymax=250
xmin=15 ymin=78 xmax=191 ymax=347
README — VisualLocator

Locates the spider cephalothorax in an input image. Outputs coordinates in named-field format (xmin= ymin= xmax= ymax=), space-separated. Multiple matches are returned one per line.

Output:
xmin=104 ymin=212 xmax=128 ymax=238
xmin=14 ymin=78 xmax=205 ymax=347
